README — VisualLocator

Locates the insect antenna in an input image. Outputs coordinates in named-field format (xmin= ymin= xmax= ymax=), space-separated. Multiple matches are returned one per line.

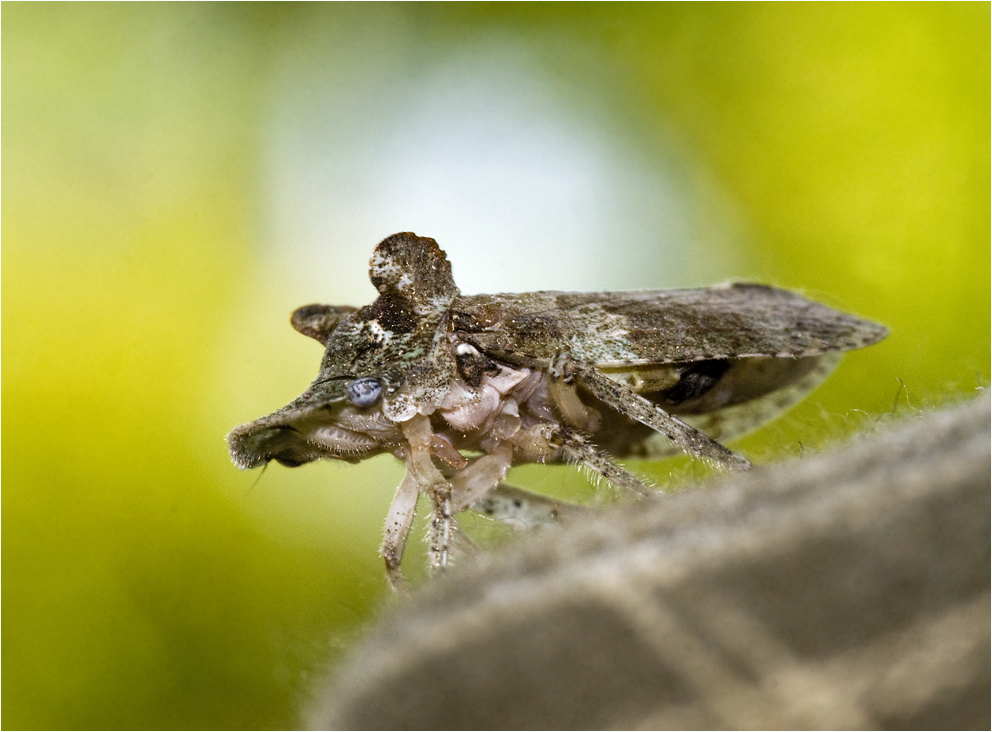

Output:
xmin=243 ymin=460 xmax=271 ymax=498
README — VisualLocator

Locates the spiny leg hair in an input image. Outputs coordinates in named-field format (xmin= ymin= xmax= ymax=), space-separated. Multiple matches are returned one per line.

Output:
xmin=572 ymin=361 xmax=752 ymax=472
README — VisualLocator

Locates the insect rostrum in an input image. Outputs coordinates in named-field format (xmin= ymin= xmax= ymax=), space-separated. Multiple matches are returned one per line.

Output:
xmin=229 ymin=232 xmax=888 ymax=589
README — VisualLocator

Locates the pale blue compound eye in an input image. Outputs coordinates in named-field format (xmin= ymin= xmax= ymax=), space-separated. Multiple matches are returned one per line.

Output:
xmin=346 ymin=378 xmax=382 ymax=408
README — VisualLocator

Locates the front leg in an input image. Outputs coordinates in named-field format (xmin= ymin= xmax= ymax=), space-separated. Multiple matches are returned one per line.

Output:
xmin=401 ymin=415 xmax=457 ymax=575
xmin=427 ymin=482 xmax=454 ymax=573
xmin=380 ymin=469 xmax=420 ymax=591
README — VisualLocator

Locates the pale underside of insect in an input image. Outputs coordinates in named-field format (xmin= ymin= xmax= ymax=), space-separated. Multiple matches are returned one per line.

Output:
xmin=228 ymin=233 xmax=888 ymax=590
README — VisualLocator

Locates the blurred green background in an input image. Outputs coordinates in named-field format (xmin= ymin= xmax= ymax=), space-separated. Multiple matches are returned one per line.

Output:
xmin=4 ymin=4 xmax=988 ymax=728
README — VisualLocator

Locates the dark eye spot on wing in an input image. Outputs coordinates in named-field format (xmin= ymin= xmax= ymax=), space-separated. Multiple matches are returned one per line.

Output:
xmin=659 ymin=360 xmax=731 ymax=406
xmin=647 ymin=355 xmax=826 ymax=416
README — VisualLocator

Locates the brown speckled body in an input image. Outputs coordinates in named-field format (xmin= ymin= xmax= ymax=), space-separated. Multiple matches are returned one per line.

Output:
xmin=228 ymin=232 xmax=888 ymax=588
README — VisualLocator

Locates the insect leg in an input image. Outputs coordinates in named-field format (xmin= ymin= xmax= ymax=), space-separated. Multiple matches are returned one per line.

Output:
xmin=472 ymin=482 xmax=585 ymax=527
xmin=426 ymin=483 xmax=454 ymax=574
xmin=380 ymin=469 xmax=420 ymax=591
xmin=449 ymin=443 xmax=514 ymax=513
xmin=574 ymin=363 xmax=752 ymax=472
xmin=401 ymin=415 xmax=456 ymax=575
xmin=558 ymin=428 xmax=655 ymax=497
xmin=547 ymin=378 xmax=599 ymax=429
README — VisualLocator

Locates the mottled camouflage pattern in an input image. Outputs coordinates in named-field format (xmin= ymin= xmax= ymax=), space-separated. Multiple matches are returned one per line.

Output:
xmin=452 ymin=286 xmax=882 ymax=365
xmin=228 ymin=232 xmax=888 ymax=588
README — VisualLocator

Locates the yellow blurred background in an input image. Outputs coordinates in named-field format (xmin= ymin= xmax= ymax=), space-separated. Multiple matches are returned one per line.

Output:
xmin=3 ymin=4 xmax=988 ymax=728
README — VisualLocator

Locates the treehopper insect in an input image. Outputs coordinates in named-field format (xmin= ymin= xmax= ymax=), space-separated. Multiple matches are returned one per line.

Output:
xmin=229 ymin=233 xmax=888 ymax=589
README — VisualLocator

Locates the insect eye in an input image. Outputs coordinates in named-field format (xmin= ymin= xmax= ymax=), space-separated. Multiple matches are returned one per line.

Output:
xmin=346 ymin=378 xmax=383 ymax=408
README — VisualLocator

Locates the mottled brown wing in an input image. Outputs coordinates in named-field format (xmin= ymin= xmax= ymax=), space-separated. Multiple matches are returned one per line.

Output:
xmin=451 ymin=284 xmax=888 ymax=368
